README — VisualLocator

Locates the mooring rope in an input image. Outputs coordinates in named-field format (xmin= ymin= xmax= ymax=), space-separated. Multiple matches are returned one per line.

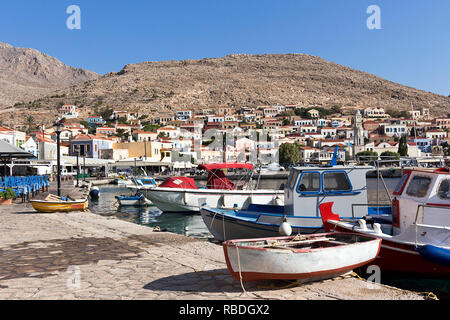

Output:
xmin=236 ymin=245 xmax=247 ymax=295
xmin=350 ymin=271 xmax=439 ymax=300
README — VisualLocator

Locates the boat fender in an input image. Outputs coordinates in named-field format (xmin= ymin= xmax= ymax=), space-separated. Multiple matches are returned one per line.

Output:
xmin=417 ymin=245 xmax=450 ymax=267
xmin=373 ymin=223 xmax=383 ymax=235
xmin=279 ymin=217 xmax=292 ymax=236
xmin=358 ymin=219 xmax=368 ymax=231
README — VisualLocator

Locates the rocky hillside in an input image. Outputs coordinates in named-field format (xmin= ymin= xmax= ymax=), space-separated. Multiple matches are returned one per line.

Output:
xmin=0 ymin=42 xmax=99 ymax=109
xmin=2 ymin=52 xmax=450 ymax=128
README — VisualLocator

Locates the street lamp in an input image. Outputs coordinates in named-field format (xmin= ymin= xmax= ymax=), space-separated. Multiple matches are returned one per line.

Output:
xmin=53 ymin=120 xmax=65 ymax=197
xmin=75 ymin=147 xmax=80 ymax=187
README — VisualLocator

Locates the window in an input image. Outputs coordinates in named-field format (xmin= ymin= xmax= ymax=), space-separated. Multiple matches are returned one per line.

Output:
xmin=298 ymin=172 xmax=320 ymax=193
xmin=323 ymin=172 xmax=352 ymax=192
xmin=406 ymin=176 xmax=431 ymax=198
xmin=394 ymin=174 xmax=409 ymax=195
xmin=437 ymin=180 xmax=450 ymax=200
xmin=287 ymin=170 xmax=300 ymax=189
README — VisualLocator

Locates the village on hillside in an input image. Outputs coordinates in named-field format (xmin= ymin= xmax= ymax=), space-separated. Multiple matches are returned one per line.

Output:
xmin=1 ymin=103 xmax=449 ymax=177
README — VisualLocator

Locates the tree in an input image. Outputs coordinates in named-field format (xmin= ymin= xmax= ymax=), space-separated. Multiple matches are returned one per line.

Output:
xmin=330 ymin=105 xmax=342 ymax=114
xmin=279 ymin=143 xmax=301 ymax=166
xmin=26 ymin=115 xmax=35 ymax=133
xmin=356 ymin=151 xmax=378 ymax=161
xmin=397 ymin=135 xmax=408 ymax=156
xmin=441 ymin=141 xmax=450 ymax=156
xmin=100 ymin=107 xmax=114 ymax=121
xmin=380 ymin=151 xmax=400 ymax=159
xmin=143 ymin=124 xmax=161 ymax=132
xmin=116 ymin=129 xmax=129 ymax=140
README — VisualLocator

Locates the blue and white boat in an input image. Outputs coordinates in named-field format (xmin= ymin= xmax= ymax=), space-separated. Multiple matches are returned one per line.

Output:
xmin=116 ymin=193 xmax=153 ymax=206
xmin=200 ymin=164 xmax=392 ymax=242
xmin=127 ymin=177 xmax=158 ymax=191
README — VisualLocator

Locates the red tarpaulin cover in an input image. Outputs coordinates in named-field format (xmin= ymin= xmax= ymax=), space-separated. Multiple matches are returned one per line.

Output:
xmin=159 ymin=177 xmax=198 ymax=189
xmin=197 ymin=163 xmax=254 ymax=171
xmin=206 ymin=169 xmax=235 ymax=190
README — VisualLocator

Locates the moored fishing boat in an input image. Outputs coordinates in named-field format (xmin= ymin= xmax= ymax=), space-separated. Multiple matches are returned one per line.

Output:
xmin=141 ymin=163 xmax=284 ymax=213
xmin=320 ymin=167 xmax=450 ymax=276
xmin=201 ymin=163 xmax=391 ymax=241
xmin=126 ymin=177 xmax=158 ymax=191
xmin=222 ymin=233 xmax=381 ymax=282
xmin=114 ymin=176 xmax=133 ymax=186
xmin=30 ymin=194 xmax=88 ymax=213
xmin=115 ymin=193 xmax=153 ymax=206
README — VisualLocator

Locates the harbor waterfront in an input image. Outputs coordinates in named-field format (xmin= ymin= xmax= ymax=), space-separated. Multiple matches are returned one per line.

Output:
xmin=0 ymin=179 xmax=437 ymax=300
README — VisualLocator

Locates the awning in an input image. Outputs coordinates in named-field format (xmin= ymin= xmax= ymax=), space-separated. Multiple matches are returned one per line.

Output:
xmin=197 ymin=163 xmax=254 ymax=171
xmin=0 ymin=140 xmax=35 ymax=159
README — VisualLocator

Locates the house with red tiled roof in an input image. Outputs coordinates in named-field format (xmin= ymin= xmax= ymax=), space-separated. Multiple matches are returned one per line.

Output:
xmin=0 ymin=126 xmax=27 ymax=147
xmin=435 ymin=118 xmax=450 ymax=129
xmin=96 ymin=127 xmax=117 ymax=136
xmin=319 ymin=139 xmax=350 ymax=148
xmin=363 ymin=120 xmax=381 ymax=133
xmin=157 ymin=126 xmax=180 ymax=139
xmin=220 ymin=121 xmax=239 ymax=130
xmin=425 ymin=129 xmax=447 ymax=139
xmin=239 ymin=122 xmax=256 ymax=130
xmin=204 ymin=122 xmax=222 ymax=132
xmin=320 ymin=127 xmax=337 ymax=137
xmin=299 ymin=146 xmax=320 ymax=162
xmin=132 ymin=130 xmax=158 ymax=142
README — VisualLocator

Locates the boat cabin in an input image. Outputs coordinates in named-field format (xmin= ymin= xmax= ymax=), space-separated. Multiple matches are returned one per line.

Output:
xmin=391 ymin=167 xmax=450 ymax=235
xmin=284 ymin=165 xmax=384 ymax=218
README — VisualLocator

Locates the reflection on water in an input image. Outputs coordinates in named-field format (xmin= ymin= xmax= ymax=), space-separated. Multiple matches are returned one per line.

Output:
xmin=89 ymin=185 xmax=212 ymax=239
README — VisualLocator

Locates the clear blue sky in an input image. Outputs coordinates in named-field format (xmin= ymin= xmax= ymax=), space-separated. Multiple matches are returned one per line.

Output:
xmin=1 ymin=0 xmax=449 ymax=96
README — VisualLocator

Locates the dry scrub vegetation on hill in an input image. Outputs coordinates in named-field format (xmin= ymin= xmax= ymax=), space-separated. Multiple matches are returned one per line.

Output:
xmin=1 ymin=46 xmax=449 ymax=128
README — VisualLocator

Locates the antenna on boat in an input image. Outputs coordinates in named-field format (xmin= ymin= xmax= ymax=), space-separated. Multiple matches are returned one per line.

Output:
xmin=330 ymin=146 xmax=339 ymax=167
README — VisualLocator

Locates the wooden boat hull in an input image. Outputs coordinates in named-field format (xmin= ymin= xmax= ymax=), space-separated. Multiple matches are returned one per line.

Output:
xmin=31 ymin=199 xmax=88 ymax=213
xmin=222 ymin=233 xmax=381 ymax=282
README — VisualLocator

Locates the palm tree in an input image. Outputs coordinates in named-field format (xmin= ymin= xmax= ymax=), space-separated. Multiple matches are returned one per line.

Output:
xmin=26 ymin=115 xmax=35 ymax=133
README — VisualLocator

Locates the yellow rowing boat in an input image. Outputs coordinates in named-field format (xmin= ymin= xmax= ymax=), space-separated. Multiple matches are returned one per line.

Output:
xmin=30 ymin=194 xmax=88 ymax=213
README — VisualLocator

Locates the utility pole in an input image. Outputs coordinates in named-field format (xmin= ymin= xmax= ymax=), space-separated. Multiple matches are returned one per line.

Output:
xmin=222 ymin=131 xmax=226 ymax=163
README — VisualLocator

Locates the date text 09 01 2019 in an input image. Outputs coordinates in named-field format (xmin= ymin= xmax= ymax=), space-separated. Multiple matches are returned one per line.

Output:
xmin=178 ymin=304 xmax=270 ymax=317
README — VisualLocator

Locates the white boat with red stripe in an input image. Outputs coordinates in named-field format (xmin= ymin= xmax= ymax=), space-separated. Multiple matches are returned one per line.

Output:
xmin=319 ymin=167 xmax=450 ymax=277
xmin=141 ymin=163 xmax=284 ymax=213
xmin=222 ymin=233 xmax=381 ymax=282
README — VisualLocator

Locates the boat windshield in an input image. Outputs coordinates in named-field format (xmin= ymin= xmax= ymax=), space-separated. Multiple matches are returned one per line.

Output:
xmin=287 ymin=170 xmax=300 ymax=189
xmin=323 ymin=172 xmax=352 ymax=192
xmin=406 ymin=175 xmax=432 ymax=198
xmin=394 ymin=173 xmax=409 ymax=194
xmin=298 ymin=172 xmax=320 ymax=192
xmin=437 ymin=179 xmax=450 ymax=200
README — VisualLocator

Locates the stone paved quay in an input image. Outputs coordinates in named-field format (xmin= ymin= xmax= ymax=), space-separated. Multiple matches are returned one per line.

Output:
xmin=0 ymin=184 xmax=427 ymax=300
